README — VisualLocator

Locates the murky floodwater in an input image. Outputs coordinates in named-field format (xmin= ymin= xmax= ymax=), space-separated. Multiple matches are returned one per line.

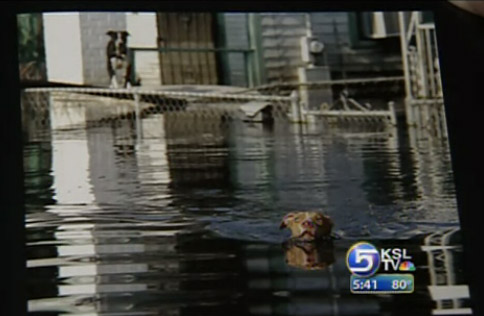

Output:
xmin=24 ymin=114 xmax=471 ymax=315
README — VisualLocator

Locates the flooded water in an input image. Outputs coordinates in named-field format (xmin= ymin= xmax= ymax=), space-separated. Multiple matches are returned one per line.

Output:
xmin=24 ymin=114 xmax=472 ymax=315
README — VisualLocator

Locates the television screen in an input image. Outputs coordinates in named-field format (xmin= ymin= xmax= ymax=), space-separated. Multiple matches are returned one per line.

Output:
xmin=18 ymin=9 xmax=474 ymax=316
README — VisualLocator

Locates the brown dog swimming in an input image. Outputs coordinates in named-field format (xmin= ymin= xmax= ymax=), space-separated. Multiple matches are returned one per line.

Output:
xmin=283 ymin=240 xmax=335 ymax=270
xmin=280 ymin=211 xmax=333 ymax=241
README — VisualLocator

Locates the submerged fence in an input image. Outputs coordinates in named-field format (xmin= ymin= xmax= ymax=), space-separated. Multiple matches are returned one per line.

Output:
xmin=21 ymin=87 xmax=299 ymax=138
xmin=21 ymin=83 xmax=402 ymax=144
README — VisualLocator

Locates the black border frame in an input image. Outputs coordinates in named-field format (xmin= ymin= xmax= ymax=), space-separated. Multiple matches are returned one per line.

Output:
xmin=2 ymin=1 xmax=482 ymax=315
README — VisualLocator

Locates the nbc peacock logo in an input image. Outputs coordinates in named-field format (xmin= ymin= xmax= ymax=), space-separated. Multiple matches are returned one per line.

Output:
xmin=399 ymin=261 xmax=416 ymax=272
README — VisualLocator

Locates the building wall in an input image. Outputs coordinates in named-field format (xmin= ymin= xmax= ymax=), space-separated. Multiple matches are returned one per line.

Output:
xmin=18 ymin=13 xmax=47 ymax=82
xmin=43 ymin=12 xmax=162 ymax=87
xmin=223 ymin=12 xmax=350 ymax=85
xmin=126 ymin=13 xmax=161 ymax=87
xmin=79 ymin=12 xmax=127 ymax=86
xmin=311 ymin=12 xmax=402 ymax=75
xmin=43 ymin=13 xmax=84 ymax=85
xmin=222 ymin=12 xmax=402 ymax=86
xmin=222 ymin=13 xmax=249 ymax=87
xmin=259 ymin=13 xmax=308 ymax=83
xmin=223 ymin=13 xmax=339 ymax=85
xmin=310 ymin=12 xmax=351 ymax=67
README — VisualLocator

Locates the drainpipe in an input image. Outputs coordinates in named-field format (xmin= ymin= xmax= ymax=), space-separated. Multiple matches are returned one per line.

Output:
xmin=305 ymin=13 xmax=312 ymax=37
xmin=247 ymin=13 xmax=265 ymax=86
xmin=398 ymin=12 xmax=415 ymax=126
xmin=398 ymin=12 xmax=412 ymax=100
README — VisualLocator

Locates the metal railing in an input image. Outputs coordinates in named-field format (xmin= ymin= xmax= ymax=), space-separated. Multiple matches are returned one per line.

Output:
xmin=398 ymin=12 xmax=447 ymax=138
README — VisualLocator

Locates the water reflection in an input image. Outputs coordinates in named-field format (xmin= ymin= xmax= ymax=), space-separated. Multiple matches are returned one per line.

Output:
xmin=23 ymin=109 xmax=469 ymax=315
xmin=26 ymin=228 xmax=471 ymax=315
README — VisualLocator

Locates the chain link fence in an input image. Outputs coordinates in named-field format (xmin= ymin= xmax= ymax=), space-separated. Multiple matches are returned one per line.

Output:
xmin=21 ymin=87 xmax=299 ymax=136
xmin=21 ymin=78 xmax=405 ymax=144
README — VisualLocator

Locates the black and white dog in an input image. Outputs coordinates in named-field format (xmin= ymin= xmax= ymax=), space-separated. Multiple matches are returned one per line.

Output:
xmin=106 ymin=30 xmax=134 ymax=88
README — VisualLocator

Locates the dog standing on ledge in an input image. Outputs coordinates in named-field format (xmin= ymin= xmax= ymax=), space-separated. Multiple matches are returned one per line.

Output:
xmin=280 ymin=211 xmax=333 ymax=241
xmin=106 ymin=30 xmax=133 ymax=88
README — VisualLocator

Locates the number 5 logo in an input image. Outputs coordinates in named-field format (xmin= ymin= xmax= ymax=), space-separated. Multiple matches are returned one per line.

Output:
xmin=346 ymin=242 xmax=380 ymax=277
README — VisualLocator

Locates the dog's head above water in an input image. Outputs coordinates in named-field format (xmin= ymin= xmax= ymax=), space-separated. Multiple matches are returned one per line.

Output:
xmin=280 ymin=211 xmax=333 ymax=241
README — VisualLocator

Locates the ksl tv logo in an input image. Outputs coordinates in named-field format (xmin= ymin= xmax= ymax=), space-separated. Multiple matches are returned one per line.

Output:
xmin=346 ymin=242 xmax=416 ymax=277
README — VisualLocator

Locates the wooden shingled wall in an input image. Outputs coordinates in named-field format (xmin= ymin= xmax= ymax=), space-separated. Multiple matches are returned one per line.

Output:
xmin=259 ymin=13 xmax=308 ymax=83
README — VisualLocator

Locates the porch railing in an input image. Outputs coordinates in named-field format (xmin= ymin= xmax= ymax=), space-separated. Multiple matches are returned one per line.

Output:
xmin=398 ymin=12 xmax=447 ymax=138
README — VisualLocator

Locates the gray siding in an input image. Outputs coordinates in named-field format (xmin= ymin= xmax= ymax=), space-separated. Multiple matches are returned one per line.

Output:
xmin=310 ymin=12 xmax=351 ymax=46
xmin=133 ymin=51 xmax=161 ymax=87
xmin=223 ymin=12 xmax=401 ymax=86
xmin=310 ymin=12 xmax=402 ymax=74
xmin=126 ymin=13 xmax=161 ymax=87
xmin=79 ymin=13 xmax=127 ymax=86
xmin=223 ymin=13 xmax=249 ymax=87
xmin=310 ymin=12 xmax=351 ymax=68
xmin=259 ymin=13 xmax=307 ymax=83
